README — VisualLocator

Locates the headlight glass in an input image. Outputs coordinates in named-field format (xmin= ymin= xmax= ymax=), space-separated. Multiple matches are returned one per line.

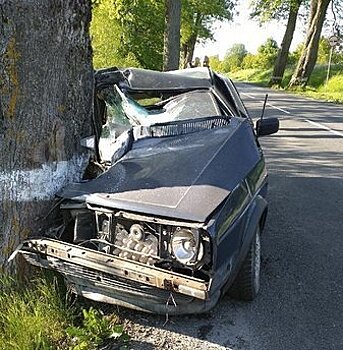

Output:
xmin=171 ymin=228 xmax=203 ymax=265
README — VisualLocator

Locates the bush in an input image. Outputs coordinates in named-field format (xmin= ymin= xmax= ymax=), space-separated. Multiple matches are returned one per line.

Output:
xmin=319 ymin=75 xmax=343 ymax=93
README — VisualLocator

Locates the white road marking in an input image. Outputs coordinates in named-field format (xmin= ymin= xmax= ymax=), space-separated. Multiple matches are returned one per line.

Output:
xmin=267 ymin=103 xmax=291 ymax=114
xmin=241 ymin=92 xmax=256 ymax=99
xmin=242 ymin=92 xmax=343 ymax=138
xmin=304 ymin=119 xmax=343 ymax=137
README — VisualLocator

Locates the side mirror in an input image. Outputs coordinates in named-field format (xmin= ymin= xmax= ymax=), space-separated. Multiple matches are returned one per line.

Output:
xmin=256 ymin=117 xmax=279 ymax=136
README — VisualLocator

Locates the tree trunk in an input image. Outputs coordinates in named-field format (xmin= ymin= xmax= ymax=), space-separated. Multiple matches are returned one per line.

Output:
xmin=269 ymin=0 xmax=301 ymax=86
xmin=288 ymin=0 xmax=331 ymax=88
xmin=182 ymin=13 xmax=202 ymax=68
xmin=163 ymin=0 xmax=181 ymax=71
xmin=0 ymin=0 xmax=93 ymax=271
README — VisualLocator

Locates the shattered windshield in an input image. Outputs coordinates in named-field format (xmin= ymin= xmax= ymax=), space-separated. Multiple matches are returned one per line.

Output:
xmin=98 ymin=85 xmax=223 ymax=161
xmin=106 ymin=85 xmax=221 ymax=125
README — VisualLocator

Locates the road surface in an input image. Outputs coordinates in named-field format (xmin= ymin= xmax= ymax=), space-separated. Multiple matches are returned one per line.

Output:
xmin=109 ymin=83 xmax=343 ymax=350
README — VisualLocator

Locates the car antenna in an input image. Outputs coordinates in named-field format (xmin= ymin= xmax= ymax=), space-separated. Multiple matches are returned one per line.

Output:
xmin=261 ymin=94 xmax=268 ymax=120
xmin=257 ymin=94 xmax=268 ymax=135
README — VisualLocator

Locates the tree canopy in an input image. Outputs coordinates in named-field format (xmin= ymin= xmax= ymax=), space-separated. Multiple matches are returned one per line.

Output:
xmin=91 ymin=0 xmax=237 ymax=70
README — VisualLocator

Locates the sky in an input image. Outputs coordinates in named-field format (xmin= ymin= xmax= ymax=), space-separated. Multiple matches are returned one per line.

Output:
xmin=193 ymin=1 xmax=307 ymax=60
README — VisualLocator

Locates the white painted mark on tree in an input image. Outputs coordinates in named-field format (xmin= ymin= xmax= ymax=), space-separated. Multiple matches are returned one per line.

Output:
xmin=0 ymin=154 xmax=89 ymax=201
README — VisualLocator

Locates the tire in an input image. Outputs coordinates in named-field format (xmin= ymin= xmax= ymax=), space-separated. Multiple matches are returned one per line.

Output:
xmin=229 ymin=226 xmax=261 ymax=301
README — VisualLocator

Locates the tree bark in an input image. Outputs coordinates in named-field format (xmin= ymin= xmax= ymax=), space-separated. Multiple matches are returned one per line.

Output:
xmin=163 ymin=0 xmax=181 ymax=71
xmin=288 ymin=0 xmax=331 ymax=88
xmin=0 ymin=0 xmax=93 ymax=271
xmin=269 ymin=0 xmax=301 ymax=86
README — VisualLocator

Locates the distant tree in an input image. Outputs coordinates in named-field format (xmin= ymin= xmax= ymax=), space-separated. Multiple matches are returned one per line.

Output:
xmin=181 ymin=0 xmax=236 ymax=68
xmin=256 ymin=38 xmax=279 ymax=69
xmin=250 ymin=0 xmax=304 ymax=86
xmin=163 ymin=0 xmax=182 ymax=71
xmin=208 ymin=55 xmax=223 ymax=70
xmin=289 ymin=0 xmax=331 ymax=88
xmin=222 ymin=43 xmax=248 ymax=72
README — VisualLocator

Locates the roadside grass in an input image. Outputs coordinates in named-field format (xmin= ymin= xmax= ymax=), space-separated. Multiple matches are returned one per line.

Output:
xmin=0 ymin=273 xmax=127 ymax=350
xmin=228 ymin=65 xmax=343 ymax=103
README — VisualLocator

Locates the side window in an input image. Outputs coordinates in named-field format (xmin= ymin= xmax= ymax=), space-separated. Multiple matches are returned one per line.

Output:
xmin=98 ymin=87 xmax=132 ymax=162
xmin=224 ymin=78 xmax=249 ymax=118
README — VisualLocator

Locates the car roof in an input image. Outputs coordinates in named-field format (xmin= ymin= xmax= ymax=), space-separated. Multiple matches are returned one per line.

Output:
xmin=95 ymin=67 xmax=214 ymax=93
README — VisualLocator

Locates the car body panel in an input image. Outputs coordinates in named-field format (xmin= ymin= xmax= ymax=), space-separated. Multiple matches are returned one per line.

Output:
xmin=60 ymin=117 xmax=260 ymax=223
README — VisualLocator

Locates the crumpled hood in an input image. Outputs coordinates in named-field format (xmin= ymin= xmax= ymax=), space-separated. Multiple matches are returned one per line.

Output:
xmin=60 ymin=118 xmax=260 ymax=222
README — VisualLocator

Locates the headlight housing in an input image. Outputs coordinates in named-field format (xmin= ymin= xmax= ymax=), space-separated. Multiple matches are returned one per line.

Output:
xmin=171 ymin=228 xmax=204 ymax=265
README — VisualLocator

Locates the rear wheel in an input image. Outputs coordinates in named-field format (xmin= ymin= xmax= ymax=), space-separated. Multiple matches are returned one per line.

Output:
xmin=229 ymin=226 xmax=261 ymax=301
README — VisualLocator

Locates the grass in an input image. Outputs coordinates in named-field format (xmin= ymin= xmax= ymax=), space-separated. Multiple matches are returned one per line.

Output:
xmin=0 ymin=273 xmax=127 ymax=350
xmin=228 ymin=64 xmax=343 ymax=103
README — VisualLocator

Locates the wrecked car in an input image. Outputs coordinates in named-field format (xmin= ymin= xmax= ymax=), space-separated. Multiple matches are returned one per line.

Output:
xmin=13 ymin=67 xmax=279 ymax=314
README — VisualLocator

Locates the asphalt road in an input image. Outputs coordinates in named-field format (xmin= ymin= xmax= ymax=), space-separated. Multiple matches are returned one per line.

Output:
xmin=111 ymin=84 xmax=343 ymax=350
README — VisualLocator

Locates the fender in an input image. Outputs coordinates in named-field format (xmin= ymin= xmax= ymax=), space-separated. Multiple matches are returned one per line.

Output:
xmin=220 ymin=194 xmax=267 ymax=295
xmin=240 ymin=194 xmax=268 ymax=254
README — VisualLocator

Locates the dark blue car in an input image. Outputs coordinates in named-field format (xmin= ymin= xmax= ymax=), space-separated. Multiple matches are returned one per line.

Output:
xmin=14 ymin=67 xmax=279 ymax=314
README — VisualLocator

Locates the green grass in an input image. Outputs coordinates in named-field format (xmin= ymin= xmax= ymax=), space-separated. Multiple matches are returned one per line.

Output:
xmin=228 ymin=64 xmax=343 ymax=103
xmin=0 ymin=274 xmax=127 ymax=350
xmin=229 ymin=68 xmax=273 ymax=86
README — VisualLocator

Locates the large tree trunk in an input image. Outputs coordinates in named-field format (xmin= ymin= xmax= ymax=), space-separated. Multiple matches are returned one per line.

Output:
xmin=288 ymin=0 xmax=331 ymax=88
xmin=0 ymin=0 xmax=93 ymax=271
xmin=269 ymin=0 xmax=301 ymax=86
xmin=163 ymin=0 xmax=181 ymax=71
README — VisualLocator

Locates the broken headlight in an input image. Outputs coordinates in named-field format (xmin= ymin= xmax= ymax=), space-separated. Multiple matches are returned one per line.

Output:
xmin=171 ymin=228 xmax=204 ymax=265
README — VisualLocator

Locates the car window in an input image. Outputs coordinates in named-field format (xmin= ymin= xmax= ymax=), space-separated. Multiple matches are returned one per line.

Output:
xmin=98 ymin=86 xmax=225 ymax=161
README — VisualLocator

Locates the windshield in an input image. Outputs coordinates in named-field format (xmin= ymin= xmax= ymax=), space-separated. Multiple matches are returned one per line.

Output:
xmin=98 ymin=85 xmax=223 ymax=161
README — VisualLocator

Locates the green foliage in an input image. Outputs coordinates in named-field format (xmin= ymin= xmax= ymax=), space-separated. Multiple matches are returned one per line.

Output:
xmin=91 ymin=0 xmax=237 ymax=70
xmin=320 ymin=74 xmax=343 ymax=93
xmin=208 ymin=55 xmax=223 ymax=71
xmin=90 ymin=0 xmax=141 ymax=68
xmin=0 ymin=275 xmax=71 ymax=350
xmin=316 ymin=37 xmax=343 ymax=65
xmin=228 ymin=64 xmax=343 ymax=102
xmin=250 ymin=0 xmax=304 ymax=23
xmin=242 ymin=53 xmax=259 ymax=69
xmin=221 ymin=43 xmax=248 ymax=72
xmin=91 ymin=0 xmax=164 ymax=70
xmin=228 ymin=68 xmax=273 ymax=86
xmin=66 ymin=307 xmax=127 ymax=350
xmin=317 ymin=37 xmax=331 ymax=64
xmin=255 ymin=38 xmax=279 ymax=69
xmin=181 ymin=0 xmax=235 ymax=44
xmin=0 ymin=274 xmax=125 ymax=350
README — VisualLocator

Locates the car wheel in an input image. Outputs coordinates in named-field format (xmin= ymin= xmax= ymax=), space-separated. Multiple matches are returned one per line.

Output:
xmin=229 ymin=226 xmax=261 ymax=301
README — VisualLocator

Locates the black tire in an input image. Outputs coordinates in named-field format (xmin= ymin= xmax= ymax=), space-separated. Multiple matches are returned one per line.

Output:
xmin=229 ymin=226 xmax=261 ymax=301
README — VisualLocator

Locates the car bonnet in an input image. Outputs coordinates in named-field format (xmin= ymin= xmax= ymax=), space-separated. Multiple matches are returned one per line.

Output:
xmin=60 ymin=118 xmax=260 ymax=223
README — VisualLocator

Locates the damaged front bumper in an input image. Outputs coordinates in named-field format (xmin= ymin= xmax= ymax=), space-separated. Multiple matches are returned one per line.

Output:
xmin=12 ymin=238 xmax=219 ymax=314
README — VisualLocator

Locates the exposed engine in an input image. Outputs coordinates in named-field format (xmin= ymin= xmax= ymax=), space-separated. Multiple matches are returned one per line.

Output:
xmin=71 ymin=210 xmax=160 ymax=266
xmin=66 ymin=207 xmax=211 ymax=278
xmin=111 ymin=222 xmax=158 ymax=265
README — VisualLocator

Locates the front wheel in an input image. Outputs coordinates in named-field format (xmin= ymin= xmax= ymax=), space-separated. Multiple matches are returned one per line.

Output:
xmin=229 ymin=226 xmax=261 ymax=301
